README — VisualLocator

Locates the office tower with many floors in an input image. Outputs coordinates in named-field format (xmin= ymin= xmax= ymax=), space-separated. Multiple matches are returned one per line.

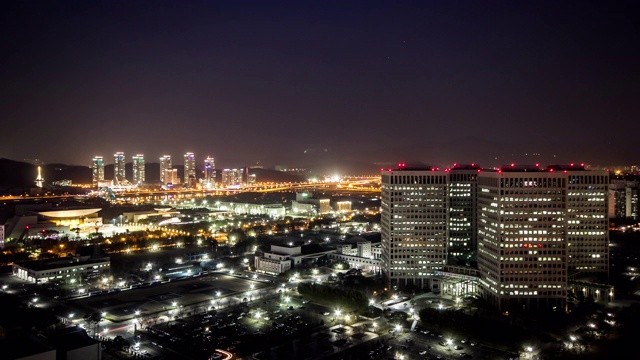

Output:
xmin=132 ymin=154 xmax=145 ymax=185
xmin=113 ymin=152 xmax=126 ymax=183
xmin=184 ymin=152 xmax=196 ymax=186
xmin=160 ymin=155 xmax=172 ymax=185
xmin=448 ymin=164 xmax=480 ymax=265
xmin=204 ymin=156 xmax=215 ymax=187
xmin=92 ymin=156 xmax=104 ymax=187
xmin=381 ymin=166 xmax=449 ymax=290
xmin=564 ymin=166 xmax=609 ymax=281
xmin=476 ymin=164 xmax=609 ymax=311
xmin=608 ymin=179 xmax=639 ymax=219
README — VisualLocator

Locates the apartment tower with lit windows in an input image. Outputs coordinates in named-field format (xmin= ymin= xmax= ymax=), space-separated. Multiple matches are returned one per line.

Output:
xmin=92 ymin=156 xmax=104 ymax=187
xmin=204 ymin=156 xmax=215 ymax=187
xmin=160 ymin=155 xmax=172 ymax=185
xmin=184 ymin=152 xmax=196 ymax=187
xmin=132 ymin=154 xmax=145 ymax=185
xmin=113 ymin=152 xmax=126 ymax=183
xmin=476 ymin=164 xmax=609 ymax=311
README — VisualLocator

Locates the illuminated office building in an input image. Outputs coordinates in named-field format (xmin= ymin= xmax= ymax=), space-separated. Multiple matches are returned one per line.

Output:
xmin=160 ymin=155 xmax=172 ymax=185
xmin=113 ymin=152 xmax=126 ymax=183
xmin=184 ymin=152 xmax=196 ymax=186
xmin=380 ymin=165 xmax=449 ymax=290
xmin=92 ymin=156 xmax=104 ymax=187
xmin=380 ymin=163 xmax=609 ymax=311
xmin=132 ymin=154 xmax=145 ymax=185
xmin=447 ymin=164 xmax=480 ymax=264
xmin=477 ymin=164 xmax=609 ymax=311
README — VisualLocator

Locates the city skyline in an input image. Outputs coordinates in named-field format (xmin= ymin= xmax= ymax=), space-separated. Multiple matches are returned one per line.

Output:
xmin=2 ymin=1 xmax=639 ymax=171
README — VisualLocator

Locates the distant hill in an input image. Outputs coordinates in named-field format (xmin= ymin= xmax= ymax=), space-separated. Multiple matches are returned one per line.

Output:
xmin=0 ymin=158 xmax=91 ymax=187
xmin=249 ymin=168 xmax=305 ymax=183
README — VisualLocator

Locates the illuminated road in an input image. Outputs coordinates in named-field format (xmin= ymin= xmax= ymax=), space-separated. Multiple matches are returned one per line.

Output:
xmin=1 ymin=177 xmax=381 ymax=203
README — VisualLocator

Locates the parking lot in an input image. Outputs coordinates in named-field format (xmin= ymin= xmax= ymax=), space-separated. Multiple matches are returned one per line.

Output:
xmin=70 ymin=274 xmax=270 ymax=322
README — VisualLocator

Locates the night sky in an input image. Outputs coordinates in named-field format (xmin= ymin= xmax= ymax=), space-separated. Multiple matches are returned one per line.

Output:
xmin=1 ymin=0 xmax=639 ymax=173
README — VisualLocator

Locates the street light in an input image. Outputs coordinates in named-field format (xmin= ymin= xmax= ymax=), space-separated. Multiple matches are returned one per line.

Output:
xmin=334 ymin=309 xmax=341 ymax=322
xmin=525 ymin=346 xmax=533 ymax=358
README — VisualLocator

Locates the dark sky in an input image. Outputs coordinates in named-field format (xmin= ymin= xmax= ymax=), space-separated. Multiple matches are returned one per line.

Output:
xmin=1 ymin=0 xmax=639 ymax=173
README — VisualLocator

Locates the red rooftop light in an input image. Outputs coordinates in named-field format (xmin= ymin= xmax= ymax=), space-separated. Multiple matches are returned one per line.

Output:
xmin=510 ymin=163 xmax=515 ymax=167
xmin=535 ymin=163 xmax=539 ymax=167
xmin=549 ymin=168 xmax=554 ymax=172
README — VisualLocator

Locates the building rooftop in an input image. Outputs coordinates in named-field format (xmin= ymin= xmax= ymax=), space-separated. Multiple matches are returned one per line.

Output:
xmin=37 ymin=208 xmax=101 ymax=218
xmin=48 ymin=326 xmax=100 ymax=351
xmin=15 ymin=256 xmax=110 ymax=271
xmin=0 ymin=333 xmax=54 ymax=359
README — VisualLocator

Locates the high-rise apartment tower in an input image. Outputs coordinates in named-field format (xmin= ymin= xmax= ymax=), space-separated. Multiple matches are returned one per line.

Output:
xmin=132 ymin=154 xmax=145 ymax=185
xmin=113 ymin=152 xmax=126 ymax=183
xmin=92 ymin=156 xmax=105 ymax=187
xmin=184 ymin=152 xmax=196 ymax=186
xmin=160 ymin=155 xmax=172 ymax=185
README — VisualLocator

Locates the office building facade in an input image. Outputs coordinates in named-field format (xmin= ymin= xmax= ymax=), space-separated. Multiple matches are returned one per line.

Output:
xmin=476 ymin=165 xmax=609 ymax=311
xmin=381 ymin=167 xmax=449 ymax=290
xmin=380 ymin=163 xmax=609 ymax=311
xmin=447 ymin=165 xmax=480 ymax=265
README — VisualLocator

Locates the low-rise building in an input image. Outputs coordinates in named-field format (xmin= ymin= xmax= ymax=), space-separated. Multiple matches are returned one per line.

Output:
xmin=254 ymin=244 xmax=335 ymax=275
xmin=329 ymin=238 xmax=382 ymax=273
xmin=12 ymin=256 xmax=110 ymax=284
